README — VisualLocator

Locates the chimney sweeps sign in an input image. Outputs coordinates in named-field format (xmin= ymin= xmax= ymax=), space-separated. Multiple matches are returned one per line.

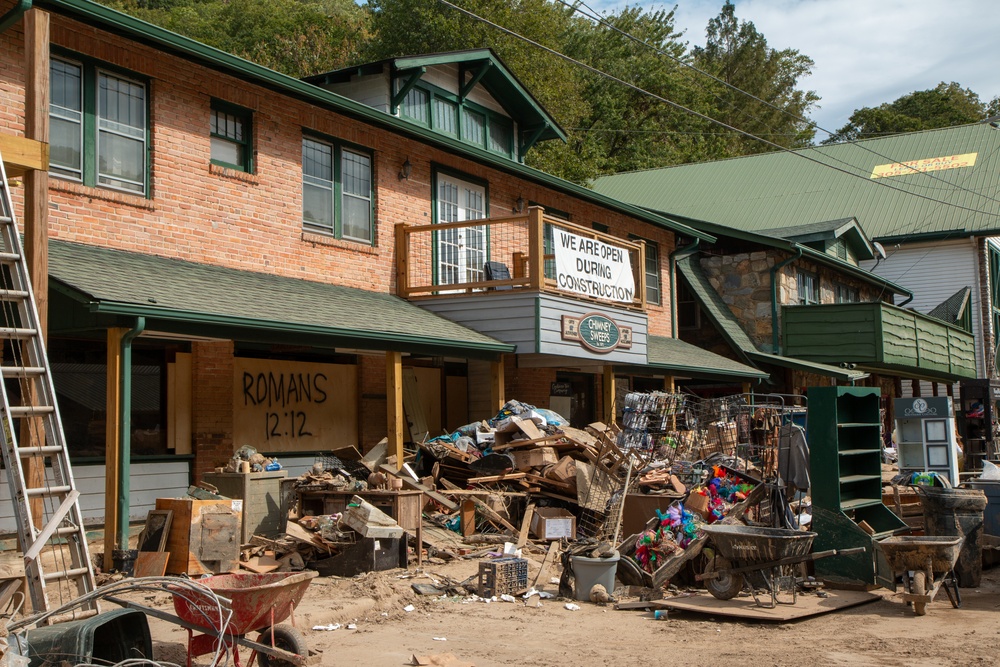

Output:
xmin=554 ymin=228 xmax=635 ymax=303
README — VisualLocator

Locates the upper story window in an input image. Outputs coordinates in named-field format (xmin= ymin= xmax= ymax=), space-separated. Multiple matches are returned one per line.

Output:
xmin=302 ymin=135 xmax=373 ymax=244
xmin=50 ymin=55 xmax=147 ymax=195
xmin=835 ymin=283 xmax=859 ymax=303
xmin=677 ymin=280 xmax=700 ymax=329
xmin=399 ymin=81 xmax=516 ymax=159
xmin=629 ymin=235 xmax=661 ymax=305
xmin=211 ymin=101 xmax=253 ymax=172
xmin=797 ymin=270 xmax=819 ymax=305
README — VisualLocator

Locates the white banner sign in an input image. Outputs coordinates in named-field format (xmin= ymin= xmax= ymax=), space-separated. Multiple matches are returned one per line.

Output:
xmin=553 ymin=228 xmax=635 ymax=303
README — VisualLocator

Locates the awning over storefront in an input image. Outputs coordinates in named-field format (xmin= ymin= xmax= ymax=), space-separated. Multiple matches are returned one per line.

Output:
xmin=676 ymin=256 xmax=869 ymax=383
xmin=643 ymin=336 xmax=769 ymax=382
xmin=48 ymin=240 xmax=514 ymax=359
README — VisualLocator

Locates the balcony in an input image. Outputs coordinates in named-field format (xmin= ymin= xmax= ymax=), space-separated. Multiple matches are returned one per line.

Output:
xmin=782 ymin=302 xmax=977 ymax=382
xmin=396 ymin=207 xmax=646 ymax=310
xmin=396 ymin=207 xmax=650 ymax=361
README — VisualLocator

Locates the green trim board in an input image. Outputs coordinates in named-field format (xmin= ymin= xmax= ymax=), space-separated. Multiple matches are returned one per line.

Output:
xmin=782 ymin=302 xmax=977 ymax=382
xmin=675 ymin=256 xmax=868 ymax=382
xmin=32 ymin=2 xmax=704 ymax=241
xmin=47 ymin=239 xmax=514 ymax=359
xmin=593 ymin=122 xmax=1000 ymax=242
xmin=666 ymin=216 xmax=911 ymax=298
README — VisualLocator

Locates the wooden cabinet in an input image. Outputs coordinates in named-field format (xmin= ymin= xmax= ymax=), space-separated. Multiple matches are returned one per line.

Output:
xmin=808 ymin=386 xmax=906 ymax=587
xmin=202 ymin=471 xmax=287 ymax=543
xmin=155 ymin=498 xmax=242 ymax=576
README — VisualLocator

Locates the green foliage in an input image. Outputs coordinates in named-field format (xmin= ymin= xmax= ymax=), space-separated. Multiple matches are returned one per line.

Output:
xmin=103 ymin=0 xmax=370 ymax=77
xmin=823 ymin=82 xmax=994 ymax=144
xmin=692 ymin=1 xmax=818 ymax=154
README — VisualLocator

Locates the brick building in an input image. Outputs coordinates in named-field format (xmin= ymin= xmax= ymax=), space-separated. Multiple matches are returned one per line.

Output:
xmin=0 ymin=0 xmax=766 ymax=540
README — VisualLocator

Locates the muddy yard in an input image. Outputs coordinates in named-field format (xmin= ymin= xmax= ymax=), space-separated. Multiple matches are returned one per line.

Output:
xmin=139 ymin=555 xmax=1000 ymax=667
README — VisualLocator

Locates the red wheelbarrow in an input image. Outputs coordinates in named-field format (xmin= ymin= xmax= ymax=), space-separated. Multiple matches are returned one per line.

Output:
xmin=110 ymin=571 xmax=316 ymax=667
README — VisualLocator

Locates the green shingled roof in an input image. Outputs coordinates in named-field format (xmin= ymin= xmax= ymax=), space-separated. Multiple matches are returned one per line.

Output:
xmin=48 ymin=240 xmax=513 ymax=358
xmin=593 ymin=122 xmax=1000 ymax=242
xmin=675 ymin=256 xmax=868 ymax=382
xmin=645 ymin=335 xmax=768 ymax=381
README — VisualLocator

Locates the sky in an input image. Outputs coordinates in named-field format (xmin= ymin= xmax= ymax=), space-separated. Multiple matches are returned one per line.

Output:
xmin=586 ymin=0 xmax=1000 ymax=139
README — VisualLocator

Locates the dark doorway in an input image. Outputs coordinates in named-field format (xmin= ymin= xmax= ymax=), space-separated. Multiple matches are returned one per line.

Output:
xmin=555 ymin=371 xmax=596 ymax=427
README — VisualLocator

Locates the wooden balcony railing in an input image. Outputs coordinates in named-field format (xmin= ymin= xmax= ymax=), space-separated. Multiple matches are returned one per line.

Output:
xmin=395 ymin=206 xmax=647 ymax=310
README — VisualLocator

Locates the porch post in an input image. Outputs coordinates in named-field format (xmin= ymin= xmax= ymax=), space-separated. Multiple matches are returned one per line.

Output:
xmin=386 ymin=351 xmax=404 ymax=469
xmin=490 ymin=356 xmax=505 ymax=414
xmin=22 ymin=6 xmax=49 ymax=533
xmin=527 ymin=207 xmax=545 ymax=291
xmin=604 ymin=366 xmax=616 ymax=425
xmin=103 ymin=327 xmax=125 ymax=571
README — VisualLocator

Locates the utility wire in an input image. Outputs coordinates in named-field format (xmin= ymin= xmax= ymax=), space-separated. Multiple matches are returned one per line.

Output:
xmin=437 ymin=0 xmax=1000 ymax=219
xmin=561 ymin=0 xmax=1000 ymax=212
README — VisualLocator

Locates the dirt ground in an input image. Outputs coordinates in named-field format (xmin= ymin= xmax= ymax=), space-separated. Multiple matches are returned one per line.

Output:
xmin=137 ymin=552 xmax=1000 ymax=667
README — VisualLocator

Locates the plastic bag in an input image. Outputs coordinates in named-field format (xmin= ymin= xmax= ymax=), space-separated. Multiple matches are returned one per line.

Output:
xmin=981 ymin=459 xmax=1000 ymax=481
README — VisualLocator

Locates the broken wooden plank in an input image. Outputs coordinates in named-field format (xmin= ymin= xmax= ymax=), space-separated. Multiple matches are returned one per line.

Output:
xmin=531 ymin=540 xmax=560 ymax=589
xmin=379 ymin=463 xmax=458 ymax=511
xmin=491 ymin=434 xmax=564 ymax=452
xmin=439 ymin=478 xmax=517 ymax=533
xmin=516 ymin=503 xmax=536 ymax=549
xmin=466 ymin=472 xmax=527 ymax=484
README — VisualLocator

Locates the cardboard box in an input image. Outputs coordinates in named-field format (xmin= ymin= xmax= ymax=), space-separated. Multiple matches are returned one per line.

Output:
xmin=684 ymin=490 xmax=711 ymax=520
xmin=530 ymin=507 xmax=576 ymax=540
xmin=512 ymin=446 xmax=559 ymax=471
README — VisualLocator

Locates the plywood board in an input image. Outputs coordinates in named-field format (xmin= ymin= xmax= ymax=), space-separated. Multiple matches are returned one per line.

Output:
xmin=233 ymin=358 xmax=358 ymax=452
xmin=402 ymin=368 xmax=430 ymax=444
xmin=654 ymin=590 xmax=880 ymax=621
xmin=134 ymin=552 xmax=170 ymax=578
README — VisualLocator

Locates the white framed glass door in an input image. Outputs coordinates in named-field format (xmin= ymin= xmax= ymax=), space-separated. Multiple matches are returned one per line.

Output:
xmin=436 ymin=174 xmax=486 ymax=286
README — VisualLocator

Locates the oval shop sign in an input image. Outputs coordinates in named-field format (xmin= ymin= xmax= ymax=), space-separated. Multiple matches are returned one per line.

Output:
xmin=579 ymin=313 xmax=620 ymax=352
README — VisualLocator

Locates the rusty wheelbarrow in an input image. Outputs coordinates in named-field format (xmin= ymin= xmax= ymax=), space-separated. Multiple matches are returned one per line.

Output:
xmin=879 ymin=535 xmax=963 ymax=616
xmin=109 ymin=571 xmax=316 ymax=667
xmin=696 ymin=524 xmax=865 ymax=608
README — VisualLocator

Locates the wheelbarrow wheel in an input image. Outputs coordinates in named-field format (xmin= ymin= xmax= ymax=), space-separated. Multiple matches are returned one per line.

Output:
xmin=911 ymin=571 xmax=927 ymax=616
xmin=258 ymin=624 xmax=308 ymax=667
xmin=704 ymin=556 xmax=743 ymax=600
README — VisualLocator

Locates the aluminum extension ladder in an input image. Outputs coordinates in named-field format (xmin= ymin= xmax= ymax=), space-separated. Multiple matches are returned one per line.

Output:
xmin=0 ymin=154 xmax=98 ymax=621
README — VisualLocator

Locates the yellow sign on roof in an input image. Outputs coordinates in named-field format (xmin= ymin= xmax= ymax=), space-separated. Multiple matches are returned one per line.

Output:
xmin=870 ymin=152 xmax=977 ymax=179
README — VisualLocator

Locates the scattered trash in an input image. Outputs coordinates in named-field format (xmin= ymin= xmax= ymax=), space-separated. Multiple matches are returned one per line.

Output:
xmin=499 ymin=594 xmax=516 ymax=603
xmin=312 ymin=623 xmax=341 ymax=631
xmin=433 ymin=637 xmax=448 ymax=641
xmin=403 ymin=604 xmax=416 ymax=612
xmin=564 ymin=603 xmax=581 ymax=611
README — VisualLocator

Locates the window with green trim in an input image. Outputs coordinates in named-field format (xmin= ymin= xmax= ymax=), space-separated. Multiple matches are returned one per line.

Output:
xmin=211 ymin=101 xmax=253 ymax=172
xmin=629 ymin=235 xmax=661 ymax=305
xmin=49 ymin=55 xmax=148 ymax=195
xmin=990 ymin=245 xmax=1000 ymax=369
xmin=834 ymin=283 xmax=858 ymax=303
xmin=797 ymin=270 xmax=819 ymax=305
xmin=397 ymin=80 xmax=517 ymax=159
xmin=302 ymin=135 xmax=373 ymax=243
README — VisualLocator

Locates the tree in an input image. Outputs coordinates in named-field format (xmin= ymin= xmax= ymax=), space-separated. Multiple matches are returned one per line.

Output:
xmin=823 ymin=82 xmax=995 ymax=143
xmin=692 ymin=1 xmax=818 ymax=154
xmin=104 ymin=0 xmax=370 ymax=77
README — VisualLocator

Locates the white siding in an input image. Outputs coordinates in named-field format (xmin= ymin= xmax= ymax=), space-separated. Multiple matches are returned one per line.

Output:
xmin=0 ymin=460 xmax=190 ymax=534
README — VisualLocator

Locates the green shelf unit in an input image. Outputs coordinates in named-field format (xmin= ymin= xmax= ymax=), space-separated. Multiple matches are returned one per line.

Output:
xmin=807 ymin=386 xmax=906 ymax=587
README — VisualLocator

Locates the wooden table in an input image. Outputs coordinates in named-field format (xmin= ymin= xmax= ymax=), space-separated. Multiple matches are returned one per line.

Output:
xmin=296 ymin=489 xmax=423 ymax=565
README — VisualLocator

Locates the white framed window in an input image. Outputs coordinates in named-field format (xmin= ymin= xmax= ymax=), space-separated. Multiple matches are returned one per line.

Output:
xmin=435 ymin=172 xmax=486 ymax=286
xmin=797 ymin=270 xmax=819 ymax=305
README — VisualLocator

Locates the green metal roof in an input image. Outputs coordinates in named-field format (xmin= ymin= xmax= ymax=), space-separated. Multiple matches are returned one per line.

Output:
xmin=592 ymin=122 xmax=1000 ymax=242
xmin=34 ymin=0 xmax=712 ymax=244
xmin=644 ymin=335 xmax=768 ymax=382
xmin=676 ymin=256 xmax=869 ymax=382
xmin=48 ymin=240 xmax=514 ymax=358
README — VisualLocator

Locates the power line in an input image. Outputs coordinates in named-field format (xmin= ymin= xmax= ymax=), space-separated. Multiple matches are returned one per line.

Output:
xmin=560 ymin=0 xmax=1000 ymax=213
xmin=436 ymin=0 xmax=1000 ymax=220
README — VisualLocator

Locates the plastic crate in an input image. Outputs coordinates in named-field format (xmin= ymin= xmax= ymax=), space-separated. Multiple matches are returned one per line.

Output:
xmin=477 ymin=558 xmax=528 ymax=597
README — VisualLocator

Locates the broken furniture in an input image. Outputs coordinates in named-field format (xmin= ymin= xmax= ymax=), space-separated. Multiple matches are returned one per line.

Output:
xmin=203 ymin=470 xmax=288 ymax=543
xmin=296 ymin=489 xmax=423 ymax=565
xmin=808 ymin=386 xmax=906 ymax=587
xmin=155 ymin=497 xmax=242 ymax=576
